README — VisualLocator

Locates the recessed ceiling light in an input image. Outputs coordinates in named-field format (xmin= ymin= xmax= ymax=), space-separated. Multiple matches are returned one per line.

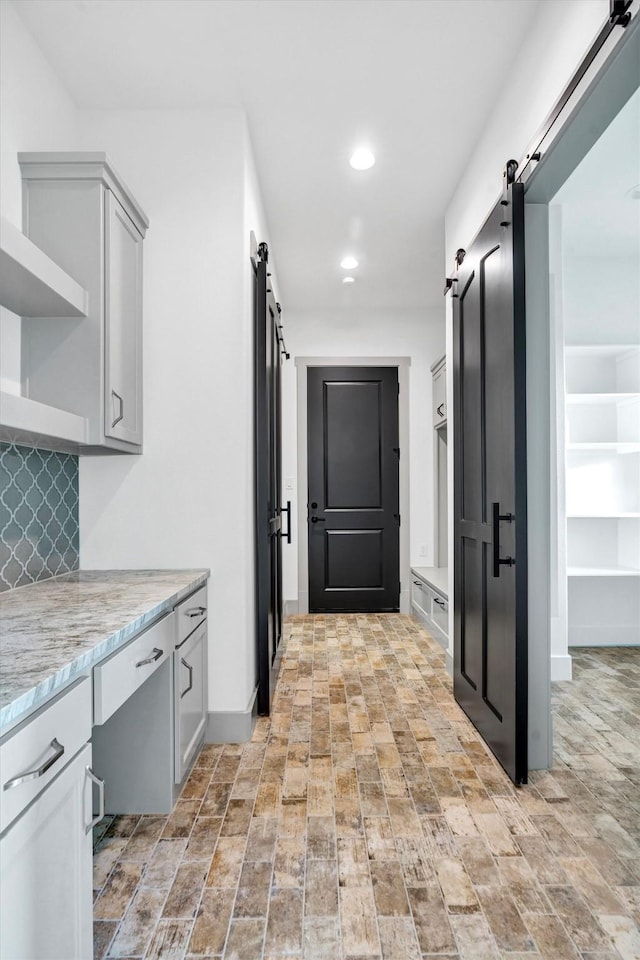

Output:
xmin=340 ymin=256 xmax=358 ymax=270
xmin=349 ymin=148 xmax=375 ymax=171
xmin=342 ymin=276 xmax=355 ymax=285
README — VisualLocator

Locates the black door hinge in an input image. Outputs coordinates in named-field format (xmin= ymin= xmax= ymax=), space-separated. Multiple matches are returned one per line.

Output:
xmin=393 ymin=447 xmax=400 ymax=460
xmin=610 ymin=0 xmax=632 ymax=26
xmin=257 ymin=242 xmax=269 ymax=263
xmin=394 ymin=513 xmax=401 ymax=526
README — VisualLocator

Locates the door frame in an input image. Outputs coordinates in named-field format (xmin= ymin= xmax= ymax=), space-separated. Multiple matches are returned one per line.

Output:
xmin=295 ymin=356 xmax=411 ymax=615
xmin=524 ymin=6 xmax=639 ymax=768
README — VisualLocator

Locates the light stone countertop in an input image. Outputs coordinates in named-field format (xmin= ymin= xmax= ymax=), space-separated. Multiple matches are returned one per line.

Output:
xmin=411 ymin=565 xmax=448 ymax=599
xmin=0 ymin=568 xmax=209 ymax=737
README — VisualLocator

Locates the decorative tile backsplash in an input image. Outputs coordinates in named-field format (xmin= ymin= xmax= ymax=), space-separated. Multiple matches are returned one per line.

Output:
xmin=0 ymin=443 xmax=79 ymax=591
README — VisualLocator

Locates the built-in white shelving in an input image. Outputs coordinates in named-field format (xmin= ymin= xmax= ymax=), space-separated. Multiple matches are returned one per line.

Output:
xmin=566 ymin=392 xmax=639 ymax=404
xmin=567 ymin=512 xmax=640 ymax=518
xmin=567 ymin=442 xmax=640 ymax=453
xmin=0 ymin=217 xmax=88 ymax=319
xmin=0 ymin=391 xmax=87 ymax=451
xmin=564 ymin=341 xmax=640 ymax=646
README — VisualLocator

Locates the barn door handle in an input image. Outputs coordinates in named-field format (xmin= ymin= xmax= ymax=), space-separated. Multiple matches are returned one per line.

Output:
xmin=311 ymin=516 xmax=325 ymax=523
xmin=492 ymin=502 xmax=515 ymax=577
xmin=279 ymin=501 xmax=292 ymax=544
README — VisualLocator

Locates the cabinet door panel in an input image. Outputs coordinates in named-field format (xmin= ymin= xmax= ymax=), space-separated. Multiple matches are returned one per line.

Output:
xmin=433 ymin=367 xmax=446 ymax=426
xmin=0 ymin=744 xmax=93 ymax=960
xmin=104 ymin=190 xmax=143 ymax=446
xmin=175 ymin=622 xmax=207 ymax=783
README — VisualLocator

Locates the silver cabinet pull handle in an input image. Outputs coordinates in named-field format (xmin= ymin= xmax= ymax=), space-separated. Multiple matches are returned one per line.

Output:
xmin=111 ymin=389 xmax=124 ymax=428
xmin=136 ymin=647 xmax=163 ymax=667
xmin=4 ymin=738 xmax=65 ymax=790
xmin=85 ymin=767 xmax=105 ymax=834
xmin=185 ymin=606 xmax=206 ymax=618
xmin=180 ymin=657 xmax=194 ymax=698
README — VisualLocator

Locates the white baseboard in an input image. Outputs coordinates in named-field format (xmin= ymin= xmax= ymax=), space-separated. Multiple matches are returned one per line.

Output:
xmin=550 ymin=654 xmax=572 ymax=682
xmin=569 ymin=626 xmax=640 ymax=647
xmin=206 ymin=686 xmax=258 ymax=743
xmin=284 ymin=599 xmax=299 ymax=617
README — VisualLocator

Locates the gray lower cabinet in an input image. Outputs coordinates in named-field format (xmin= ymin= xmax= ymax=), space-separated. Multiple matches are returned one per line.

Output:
xmin=411 ymin=568 xmax=448 ymax=649
xmin=19 ymin=152 xmax=148 ymax=453
xmin=174 ymin=586 xmax=208 ymax=783
xmin=175 ymin=621 xmax=207 ymax=783
xmin=0 ymin=679 xmax=95 ymax=960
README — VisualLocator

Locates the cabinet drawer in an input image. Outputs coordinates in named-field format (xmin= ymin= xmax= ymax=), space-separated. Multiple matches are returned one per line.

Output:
xmin=433 ymin=367 xmax=446 ymax=427
xmin=93 ymin=614 xmax=173 ymax=725
xmin=0 ymin=678 xmax=91 ymax=834
xmin=411 ymin=578 xmax=430 ymax=618
xmin=176 ymin=584 xmax=208 ymax=648
xmin=431 ymin=591 xmax=448 ymax=635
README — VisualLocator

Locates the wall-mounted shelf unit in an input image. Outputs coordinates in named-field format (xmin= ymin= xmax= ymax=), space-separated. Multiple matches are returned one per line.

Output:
xmin=564 ymin=342 xmax=639 ymax=646
xmin=0 ymin=392 xmax=88 ymax=453
xmin=0 ymin=217 xmax=88 ymax=319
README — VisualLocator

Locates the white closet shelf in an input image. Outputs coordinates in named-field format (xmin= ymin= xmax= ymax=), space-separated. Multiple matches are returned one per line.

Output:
xmin=0 ymin=392 xmax=87 ymax=450
xmin=567 ymin=513 xmax=640 ymax=518
xmin=565 ymin=393 xmax=640 ymax=404
xmin=567 ymin=442 xmax=640 ymax=453
xmin=0 ymin=217 xmax=88 ymax=318
xmin=565 ymin=344 xmax=640 ymax=357
xmin=567 ymin=566 xmax=640 ymax=578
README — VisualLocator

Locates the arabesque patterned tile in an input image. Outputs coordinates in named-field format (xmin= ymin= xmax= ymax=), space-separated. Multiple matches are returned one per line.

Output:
xmin=0 ymin=441 xmax=78 ymax=591
xmin=94 ymin=617 xmax=640 ymax=959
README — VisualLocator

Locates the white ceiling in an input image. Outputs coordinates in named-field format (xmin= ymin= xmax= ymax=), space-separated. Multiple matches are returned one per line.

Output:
xmin=12 ymin=0 xmax=541 ymax=313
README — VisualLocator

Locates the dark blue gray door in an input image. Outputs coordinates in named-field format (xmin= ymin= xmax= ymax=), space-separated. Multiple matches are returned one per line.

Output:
xmin=307 ymin=366 xmax=400 ymax=613
xmin=452 ymin=181 xmax=528 ymax=785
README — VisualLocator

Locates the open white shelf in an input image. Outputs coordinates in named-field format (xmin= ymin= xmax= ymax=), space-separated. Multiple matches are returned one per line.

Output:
xmin=567 ymin=566 xmax=640 ymax=577
xmin=565 ymin=344 xmax=640 ymax=357
xmin=566 ymin=392 xmax=640 ymax=404
xmin=0 ymin=391 xmax=87 ymax=449
xmin=0 ymin=217 xmax=88 ymax=318
xmin=567 ymin=512 xmax=640 ymax=518
xmin=567 ymin=442 xmax=640 ymax=453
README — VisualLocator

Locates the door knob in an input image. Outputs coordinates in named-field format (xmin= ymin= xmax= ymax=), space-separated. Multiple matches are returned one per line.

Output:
xmin=311 ymin=516 xmax=326 ymax=524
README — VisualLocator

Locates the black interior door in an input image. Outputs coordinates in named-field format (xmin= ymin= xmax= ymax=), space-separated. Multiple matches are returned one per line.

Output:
xmin=254 ymin=243 xmax=285 ymax=716
xmin=452 ymin=180 xmax=528 ymax=785
xmin=307 ymin=366 xmax=400 ymax=613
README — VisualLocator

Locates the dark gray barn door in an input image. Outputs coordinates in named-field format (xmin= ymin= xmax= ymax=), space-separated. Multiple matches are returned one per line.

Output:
xmin=452 ymin=180 xmax=528 ymax=785
xmin=254 ymin=244 xmax=286 ymax=716
xmin=307 ymin=366 xmax=400 ymax=612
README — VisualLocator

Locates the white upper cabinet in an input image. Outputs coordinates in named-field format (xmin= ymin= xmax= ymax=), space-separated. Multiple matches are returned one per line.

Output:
xmin=19 ymin=152 xmax=149 ymax=453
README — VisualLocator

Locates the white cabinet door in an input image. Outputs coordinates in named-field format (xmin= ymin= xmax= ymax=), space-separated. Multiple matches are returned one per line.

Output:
xmin=104 ymin=189 xmax=143 ymax=446
xmin=0 ymin=744 xmax=94 ymax=960
xmin=433 ymin=365 xmax=446 ymax=427
xmin=175 ymin=622 xmax=207 ymax=783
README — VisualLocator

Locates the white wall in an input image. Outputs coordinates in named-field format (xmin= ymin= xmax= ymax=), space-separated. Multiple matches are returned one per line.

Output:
xmin=0 ymin=0 xmax=277 ymax=723
xmin=444 ymin=0 xmax=611 ymax=763
xmin=445 ymin=0 xmax=609 ymax=260
xmin=0 ymin=0 xmax=80 ymax=393
xmin=282 ymin=306 xmax=444 ymax=605
xmin=77 ymin=107 xmax=265 ymax=718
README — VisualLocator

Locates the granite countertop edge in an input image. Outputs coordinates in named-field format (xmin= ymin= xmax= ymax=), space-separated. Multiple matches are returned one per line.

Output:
xmin=0 ymin=568 xmax=210 ymax=737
